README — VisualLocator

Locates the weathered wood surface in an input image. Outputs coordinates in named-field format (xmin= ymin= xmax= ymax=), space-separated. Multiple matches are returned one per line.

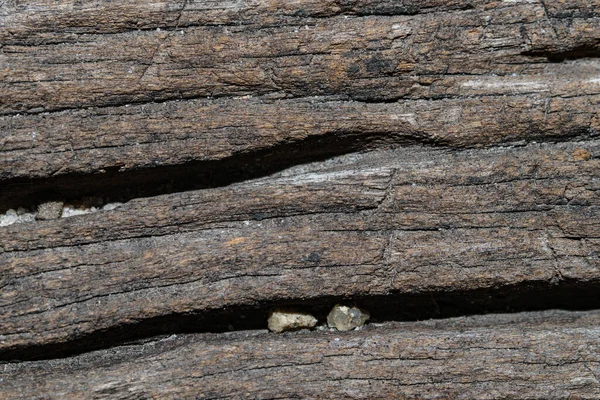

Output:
xmin=1 ymin=0 xmax=599 ymax=184
xmin=1 ymin=0 xmax=600 ymax=397
xmin=2 ymin=0 xmax=599 ymax=115
xmin=3 ymin=310 xmax=600 ymax=399
xmin=2 ymin=92 xmax=598 ymax=184
xmin=2 ymin=140 xmax=599 ymax=354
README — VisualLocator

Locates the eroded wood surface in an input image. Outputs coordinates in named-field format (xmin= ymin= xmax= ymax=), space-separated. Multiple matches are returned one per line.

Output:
xmin=1 ymin=0 xmax=600 ymax=397
xmin=2 ymin=310 xmax=600 ymax=399
xmin=1 ymin=0 xmax=599 ymax=184
xmin=1 ymin=140 xmax=599 ymax=354
xmin=2 ymin=0 xmax=599 ymax=115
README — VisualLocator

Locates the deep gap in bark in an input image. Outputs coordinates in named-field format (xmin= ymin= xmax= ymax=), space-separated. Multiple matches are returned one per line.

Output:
xmin=2 ymin=123 xmax=596 ymax=215
xmin=522 ymin=43 xmax=600 ymax=62
xmin=0 ymin=130 xmax=432 ymax=213
xmin=3 ymin=279 xmax=599 ymax=362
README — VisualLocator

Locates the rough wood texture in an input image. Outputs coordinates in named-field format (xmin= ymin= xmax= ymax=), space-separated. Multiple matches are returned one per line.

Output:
xmin=2 ymin=0 xmax=599 ymax=114
xmin=2 ymin=92 xmax=598 ymax=183
xmin=1 ymin=0 xmax=600 ymax=397
xmin=3 ymin=310 xmax=600 ymax=399
xmin=2 ymin=140 xmax=599 ymax=354
xmin=1 ymin=0 xmax=599 ymax=184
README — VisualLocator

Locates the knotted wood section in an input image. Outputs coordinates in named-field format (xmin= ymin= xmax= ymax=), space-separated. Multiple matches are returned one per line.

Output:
xmin=1 ymin=0 xmax=599 ymax=397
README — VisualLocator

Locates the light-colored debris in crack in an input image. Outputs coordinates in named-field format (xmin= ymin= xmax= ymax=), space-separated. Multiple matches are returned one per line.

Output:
xmin=61 ymin=205 xmax=94 ymax=218
xmin=0 ymin=208 xmax=35 ymax=227
xmin=61 ymin=199 xmax=123 ymax=217
xmin=102 ymin=202 xmax=123 ymax=211
xmin=267 ymin=309 xmax=318 ymax=333
xmin=327 ymin=304 xmax=370 ymax=331
xmin=36 ymin=201 xmax=64 ymax=220
xmin=0 ymin=197 xmax=124 ymax=227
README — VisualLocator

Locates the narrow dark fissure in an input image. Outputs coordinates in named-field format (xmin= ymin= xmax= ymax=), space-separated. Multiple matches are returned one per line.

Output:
xmin=1 ymin=122 xmax=594 ymax=215
xmin=522 ymin=43 xmax=600 ymax=62
xmin=2 ymin=279 xmax=600 ymax=362
xmin=0 ymin=129 xmax=428 ymax=213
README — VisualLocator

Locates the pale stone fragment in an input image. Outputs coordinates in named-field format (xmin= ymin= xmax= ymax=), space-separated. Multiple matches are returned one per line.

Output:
xmin=0 ymin=209 xmax=18 ymax=227
xmin=37 ymin=201 xmax=64 ymax=220
xmin=102 ymin=202 xmax=123 ymax=211
xmin=268 ymin=309 xmax=317 ymax=333
xmin=61 ymin=205 xmax=92 ymax=218
xmin=327 ymin=304 xmax=370 ymax=331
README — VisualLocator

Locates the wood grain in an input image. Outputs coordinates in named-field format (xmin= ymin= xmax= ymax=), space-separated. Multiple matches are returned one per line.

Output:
xmin=2 ymin=310 xmax=600 ymax=399
xmin=1 ymin=91 xmax=598 ymax=183
xmin=1 ymin=0 xmax=599 ymax=184
xmin=2 ymin=0 xmax=599 ymax=115
xmin=1 ymin=140 xmax=598 ymax=353
xmin=0 ymin=0 xmax=600 ymax=186
xmin=2 ymin=0 xmax=600 ymax=396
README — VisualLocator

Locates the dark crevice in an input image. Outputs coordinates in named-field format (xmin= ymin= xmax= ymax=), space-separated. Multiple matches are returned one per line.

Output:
xmin=1 ymin=125 xmax=596 ymax=215
xmin=2 ymin=279 xmax=600 ymax=362
xmin=0 ymin=130 xmax=433 ymax=213
xmin=522 ymin=44 xmax=600 ymax=62
xmin=342 ymin=1 xmax=477 ymax=17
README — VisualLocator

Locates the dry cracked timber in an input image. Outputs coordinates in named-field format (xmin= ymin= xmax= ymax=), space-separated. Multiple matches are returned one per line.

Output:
xmin=1 ymin=0 xmax=600 ymax=398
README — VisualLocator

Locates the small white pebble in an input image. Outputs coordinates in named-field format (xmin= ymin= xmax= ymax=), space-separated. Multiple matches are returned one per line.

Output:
xmin=0 ymin=209 xmax=19 ymax=227
xmin=0 ymin=208 xmax=37 ymax=226
xmin=102 ymin=202 xmax=123 ymax=211
xmin=61 ymin=205 xmax=92 ymax=218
